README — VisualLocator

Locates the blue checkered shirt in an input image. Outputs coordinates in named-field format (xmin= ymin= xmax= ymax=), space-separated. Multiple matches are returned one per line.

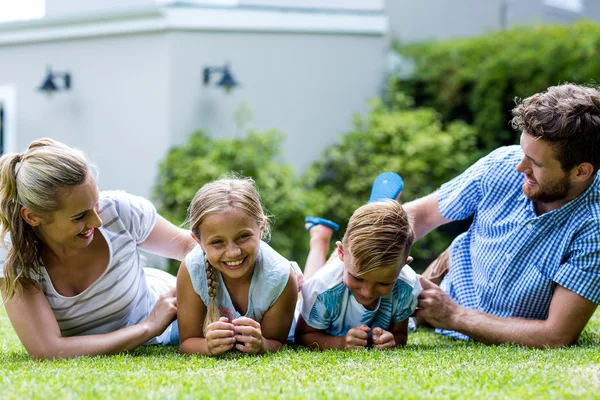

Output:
xmin=437 ymin=146 xmax=600 ymax=340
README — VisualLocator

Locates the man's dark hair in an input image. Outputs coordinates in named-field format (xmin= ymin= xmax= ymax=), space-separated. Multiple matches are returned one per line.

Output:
xmin=511 ymin=83 xmax=600 ymax=173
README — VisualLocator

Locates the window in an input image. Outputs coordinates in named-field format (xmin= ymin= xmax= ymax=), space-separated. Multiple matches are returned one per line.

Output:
xmin=544 ymin=0 xmax=584 ymax=14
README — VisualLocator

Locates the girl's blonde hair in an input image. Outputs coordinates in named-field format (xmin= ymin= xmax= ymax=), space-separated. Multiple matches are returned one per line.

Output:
xmin=0 ymin=138 xmax=90 ymax=300
xmin=342 ymin=200 xmax=413 ymax=276
xmin=187 ymin=175 xmax=269 ymax=335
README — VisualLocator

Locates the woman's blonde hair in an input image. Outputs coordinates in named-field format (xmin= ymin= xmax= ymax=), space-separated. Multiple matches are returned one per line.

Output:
xmin=342 ymin=200 xmax=413 ymax=276
xmin=187 ymin=175 xmax=269 ymax=334
xmin=0 ymin=138 xmax=90 ymax=301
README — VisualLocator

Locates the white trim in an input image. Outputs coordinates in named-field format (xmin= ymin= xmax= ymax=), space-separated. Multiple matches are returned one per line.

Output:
xmin=0 ymin=6 xmax=385 ymax=45
xmin=183 ymin=0 xmax=384 ymax=11
xmin=167 ymin=8 xmax=386 ymax=34
xmin=0 ymin=86 xmax=17 ymax=154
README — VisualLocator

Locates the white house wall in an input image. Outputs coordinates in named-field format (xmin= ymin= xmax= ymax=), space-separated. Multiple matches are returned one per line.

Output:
xmin=0 ymin=33 xmax=170 ymax=198
xmin=167 ymin=30 xmax=386 ymax=173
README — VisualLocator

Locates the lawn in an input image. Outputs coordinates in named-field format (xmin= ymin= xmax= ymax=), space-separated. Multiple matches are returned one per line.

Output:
xmin=2 ymin=306 xmax=600 ymax=399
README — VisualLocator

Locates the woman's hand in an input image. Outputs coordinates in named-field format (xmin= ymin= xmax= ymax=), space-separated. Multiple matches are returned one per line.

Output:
xmin=143 ymin=287 xmax=178 ymax=337
xmin=232 ymin=317 xmax=265 ymax=354
xmin=205 ymin=317 xmax=236 ymax=356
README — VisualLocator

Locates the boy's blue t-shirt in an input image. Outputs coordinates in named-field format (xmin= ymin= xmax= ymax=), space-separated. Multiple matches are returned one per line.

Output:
xmin=299 ymin=259 xmax=421 ymax=336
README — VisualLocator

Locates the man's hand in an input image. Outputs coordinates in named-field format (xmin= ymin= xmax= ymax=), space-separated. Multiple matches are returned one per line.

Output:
xmin=415 ymin=276 xmax=462 ymax=330
xmin=372 ymin=327 xmax=396 ymax=349
xmin=344 ymin=324 xmax=370 ymax=349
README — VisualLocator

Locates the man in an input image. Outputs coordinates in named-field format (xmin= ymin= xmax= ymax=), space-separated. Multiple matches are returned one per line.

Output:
xmin=408 ymin=83 xmax=600 ymax=348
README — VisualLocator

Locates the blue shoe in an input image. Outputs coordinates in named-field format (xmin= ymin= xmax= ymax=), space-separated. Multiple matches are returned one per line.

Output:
xmin=305 ymin=217 xmax=340 ymax=232
xmin=368 ymin=172 xmax=404 ymax=203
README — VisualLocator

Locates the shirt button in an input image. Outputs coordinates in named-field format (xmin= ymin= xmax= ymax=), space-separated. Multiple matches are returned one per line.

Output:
xmin=526 ymin=223 xmax=533 ymax=230
xmin=489 ymin=282 xmax=495 ymax=288
xmin=505 ymin=253 xmax=511 ymax=260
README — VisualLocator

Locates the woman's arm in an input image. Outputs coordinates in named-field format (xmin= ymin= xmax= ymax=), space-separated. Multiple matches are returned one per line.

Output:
xmin=139 ymin=215 xmax=196 ymax=261
xmin=177 ymin=261 xmax=235 ymax=356
xmin=1 ymin=279 xmax=176 ymax=360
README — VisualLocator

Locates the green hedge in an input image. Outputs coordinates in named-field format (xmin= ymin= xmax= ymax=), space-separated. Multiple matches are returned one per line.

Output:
xmin=395 ymin=21 xmax=600 ymax=152
xmin=153 ymin=130 xmax=309 ymax=272
xmin=301 ymin=91 xmax=481 ymax=270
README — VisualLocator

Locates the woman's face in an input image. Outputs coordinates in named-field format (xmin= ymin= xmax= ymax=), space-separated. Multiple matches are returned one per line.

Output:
xmin=25 ymin=174 xmax=102 ymax=253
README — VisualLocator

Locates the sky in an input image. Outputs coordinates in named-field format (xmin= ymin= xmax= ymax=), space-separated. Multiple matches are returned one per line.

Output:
xmin=0 ymin=0 xmax=45 ymax=23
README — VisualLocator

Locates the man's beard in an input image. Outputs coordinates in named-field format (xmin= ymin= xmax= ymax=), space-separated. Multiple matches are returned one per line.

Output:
xmin=522 ymin=174 xmax=571 ymax=203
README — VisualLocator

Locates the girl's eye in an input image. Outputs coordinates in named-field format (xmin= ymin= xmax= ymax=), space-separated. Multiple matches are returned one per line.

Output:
xmin=211 ymin=240 xmax=223 ymax=245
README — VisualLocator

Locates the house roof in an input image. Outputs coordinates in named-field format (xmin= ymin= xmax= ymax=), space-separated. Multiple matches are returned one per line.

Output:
xmin=0 ymin=1 xmax=387 ymax=46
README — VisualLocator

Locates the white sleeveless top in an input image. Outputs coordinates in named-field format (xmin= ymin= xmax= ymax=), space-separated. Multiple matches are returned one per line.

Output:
xmin=185 ymin=241 xmax=292 ymax=322
xmin=0 ymin=190 xmax=175 ymax=344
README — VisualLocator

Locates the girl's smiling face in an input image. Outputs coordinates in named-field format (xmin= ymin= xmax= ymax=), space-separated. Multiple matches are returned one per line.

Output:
xmin=197 ymin=208 xmax=264 ymax=282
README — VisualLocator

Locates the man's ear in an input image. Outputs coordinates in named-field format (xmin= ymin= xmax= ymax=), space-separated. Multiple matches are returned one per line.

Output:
xmin=574 ymin=162 xmax=594 ymax=181
xmin=336 ymin=241 xmax=344 ymax=262
xmin=21 ymin=206 xmax=42 ymax=227
xmin=406 ymin=256 xmax=414 ymax=265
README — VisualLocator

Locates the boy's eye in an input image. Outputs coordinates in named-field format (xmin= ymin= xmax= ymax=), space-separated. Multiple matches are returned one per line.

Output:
xmin=211 ymin=240 xmax=223 ymax=245
xmin=378 ymin=282 xmax=393 ymax=287
xmin=352 ymin=275 xmax=364 ymax=282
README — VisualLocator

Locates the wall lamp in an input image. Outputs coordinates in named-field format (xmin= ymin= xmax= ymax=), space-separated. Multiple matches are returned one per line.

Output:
xmin=203 ymin=63 xmax=239 ymax=93
xmin=38 ymin=66 xmax=71 ymax=94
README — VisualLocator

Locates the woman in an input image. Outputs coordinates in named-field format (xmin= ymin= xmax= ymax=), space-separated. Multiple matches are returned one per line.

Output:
xmin=0 ymin=138 xmax=196 ymax=359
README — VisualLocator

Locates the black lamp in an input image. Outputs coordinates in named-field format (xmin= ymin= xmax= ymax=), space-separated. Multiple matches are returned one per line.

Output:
xmin=38 ymin=66 xmax=71 ymax=94
xmin=203 ymin=63 xmax=239 ymax=93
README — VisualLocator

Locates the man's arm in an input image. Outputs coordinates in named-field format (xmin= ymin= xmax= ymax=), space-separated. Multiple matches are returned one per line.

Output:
xmin=403 ymin=192 xmax=452 ymax=241
xmin=416 ymin=276 xmax=597 ymax=348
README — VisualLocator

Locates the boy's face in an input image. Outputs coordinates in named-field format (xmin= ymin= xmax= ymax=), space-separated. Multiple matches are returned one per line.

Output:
xmin=338 ymin=242 xmax=403 ymax=311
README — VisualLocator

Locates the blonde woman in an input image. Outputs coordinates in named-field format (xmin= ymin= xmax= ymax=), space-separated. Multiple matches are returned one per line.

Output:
xmin=0 ymin=138 xmax=196 ymax=359
xmin=295 ymin=200 xmax=420 ymax=350
xmin=177 ymin=177 xmax=298 ymax=356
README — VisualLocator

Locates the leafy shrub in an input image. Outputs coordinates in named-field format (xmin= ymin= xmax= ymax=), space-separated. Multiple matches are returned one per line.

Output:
xmin=301 ymin=91 xmax=481 ymax=270
xmin=395 ymin=21 xmax=600 ymax=153
xmin=153 ymin=130 xmax=309 ymax=272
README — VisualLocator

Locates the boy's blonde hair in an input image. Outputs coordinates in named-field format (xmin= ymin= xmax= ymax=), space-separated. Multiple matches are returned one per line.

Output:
xmin=0 ymin=138 xmax=90 ymax=301
xmin=187 ymin=175 xmax=269 ymax=335
xmin=342 ymin=200 xmax=413 ymax=275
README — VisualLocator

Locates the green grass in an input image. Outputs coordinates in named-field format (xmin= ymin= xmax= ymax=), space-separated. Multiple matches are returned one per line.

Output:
xmin=2 ymin=306 xmax=600 ymax=399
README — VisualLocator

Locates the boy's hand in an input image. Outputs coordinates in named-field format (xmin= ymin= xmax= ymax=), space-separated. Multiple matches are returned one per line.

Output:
xmin=372 ymin=327 xmax=396 ymax=349
xmin=232 ymin=317 xmax=265 ymax=354
xmin=205 ymin=317 xmax=236 ymax=356
xmin=344 ymin=324 xmax=370 ymax=349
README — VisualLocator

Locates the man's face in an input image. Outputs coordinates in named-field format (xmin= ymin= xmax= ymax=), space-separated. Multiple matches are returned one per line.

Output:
xmin=516 ymin=132 xmax=573 ymax=204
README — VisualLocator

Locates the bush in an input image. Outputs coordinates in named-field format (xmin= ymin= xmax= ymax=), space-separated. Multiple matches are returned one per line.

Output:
xmin=153 ymin=130 xmax=309 ymax=272
xmin=301 ymin=91 xmax=481 ymax=270
xmin=395 ymin=21 xmax=600 ymax=153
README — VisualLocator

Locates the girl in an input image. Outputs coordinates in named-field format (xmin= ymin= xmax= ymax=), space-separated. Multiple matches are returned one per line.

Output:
xmin=0 ymin=138 xmax=195 ymax=359
xmin=295 ymin=200 xmax=420 ymax=350
xmin=177 ymin=177 xmax=298 ymax=356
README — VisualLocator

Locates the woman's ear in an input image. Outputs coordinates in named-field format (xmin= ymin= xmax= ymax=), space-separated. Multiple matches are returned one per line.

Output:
xmin=20 ymin=206 xmax=42 ymax=227
xmin=336 ymin=241 xmax=345 ymax=262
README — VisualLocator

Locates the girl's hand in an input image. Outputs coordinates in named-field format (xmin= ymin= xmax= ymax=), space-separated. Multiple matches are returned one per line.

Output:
xmin=344 ymin=324 xmax=370 ymax=349
xmin=144 ymin=288 xmax=178 ymax=337
xmin=232 ymin=317 xmax=265 ymax=354
xmin=372 ymin=327 xmax=396 ymax=349
xmin=205 ymin=317 xmax=236 ymax=356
